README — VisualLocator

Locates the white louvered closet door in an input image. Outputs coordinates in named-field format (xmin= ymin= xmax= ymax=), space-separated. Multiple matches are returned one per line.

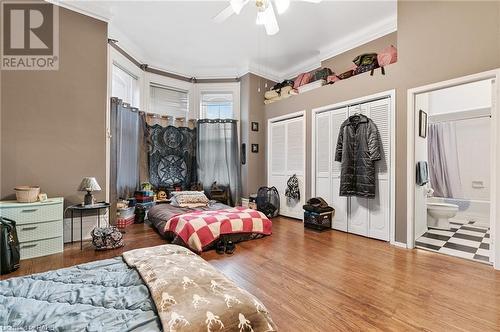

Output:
xmin=330 ymin=108 xmax=348 ymax=231
xmin=268 ymin=116 xmax=305 ymax=219
xmin=347 ymin=103 xmax=370 ymax=236
xmin=285 ymin=118 xmax=305 ymax=219
xmin=269 ymin=121 xmax=287 ymax=218
xmin=313 ymin=96 xmax=391 ymax=241
xmin=315 ymin=112 xmax=332 ymax=204
xmin=367 ymin=98 xmax=391 ymax=240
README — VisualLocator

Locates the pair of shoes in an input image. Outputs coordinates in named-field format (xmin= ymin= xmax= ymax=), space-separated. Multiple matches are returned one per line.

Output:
xmin=215 ymin=240 xmax=236 ymax=255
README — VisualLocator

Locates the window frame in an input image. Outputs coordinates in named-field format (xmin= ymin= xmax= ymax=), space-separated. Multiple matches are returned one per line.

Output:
xmin=195 ymin=82 xmax=241 ymax=122
xmin=111 ymin=63 xmax=140 ymax=108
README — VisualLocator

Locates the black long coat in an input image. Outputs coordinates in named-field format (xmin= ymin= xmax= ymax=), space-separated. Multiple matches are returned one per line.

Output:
xmin=334 ymin=114 xmax=381 ymax=198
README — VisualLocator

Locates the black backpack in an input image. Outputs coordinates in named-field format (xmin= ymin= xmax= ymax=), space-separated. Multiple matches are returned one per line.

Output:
xmin=353 ymin=53 xmax=380 ymax=76
xmin=1 ymin=217 xmax=20 ymax=275
xmin=256 ymin=186 xmax=280 ymax=218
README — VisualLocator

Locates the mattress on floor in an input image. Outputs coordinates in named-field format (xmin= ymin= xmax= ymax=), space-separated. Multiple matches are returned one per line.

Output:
xmin=0 ymin=257 xmax=162 ymax=332
xmin=0 ymin=245 xmax=278 ymax=332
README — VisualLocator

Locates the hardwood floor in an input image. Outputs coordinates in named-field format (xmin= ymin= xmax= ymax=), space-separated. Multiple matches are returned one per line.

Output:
xmin=2 ymin=217 xmax=500 ymax=331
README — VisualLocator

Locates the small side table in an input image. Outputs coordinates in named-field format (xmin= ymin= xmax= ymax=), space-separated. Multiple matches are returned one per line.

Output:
xmin=68 ymin=202 xmax=110 ymax=250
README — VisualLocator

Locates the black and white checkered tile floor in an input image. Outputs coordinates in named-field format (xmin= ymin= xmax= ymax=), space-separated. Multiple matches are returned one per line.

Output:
xmin=415 ymin=221 xmax=490 ymax=264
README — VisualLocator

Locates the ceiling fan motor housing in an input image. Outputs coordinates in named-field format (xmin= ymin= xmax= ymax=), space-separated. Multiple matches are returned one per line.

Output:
xmin=256 ymin=0 xmax=266 ymax=10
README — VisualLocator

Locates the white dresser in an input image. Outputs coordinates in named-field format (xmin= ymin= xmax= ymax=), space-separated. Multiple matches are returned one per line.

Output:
xmin=0 ymin=197 xmax=64 ymax=259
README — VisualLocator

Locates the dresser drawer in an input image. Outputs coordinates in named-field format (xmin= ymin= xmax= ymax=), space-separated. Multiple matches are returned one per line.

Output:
xmin=20 ymin=236 xmax=63 ymax=260
xmin=2 ymin=203 xmax=63 ymax=225
xmin=17 ymin=220 xmax=63 ymax=243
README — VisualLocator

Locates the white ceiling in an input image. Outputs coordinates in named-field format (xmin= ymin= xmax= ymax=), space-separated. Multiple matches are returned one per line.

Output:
xmin=58 ymin=0 xmax=397 ymax=81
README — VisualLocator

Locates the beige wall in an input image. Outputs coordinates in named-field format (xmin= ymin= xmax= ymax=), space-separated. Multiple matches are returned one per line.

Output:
xmin=240 ymin=73 xmax=274 ymax=197
xmin=1 ymin=7 xmax=108 ymax=206
xmin=263 ymin=1 xmax=500 ymax=243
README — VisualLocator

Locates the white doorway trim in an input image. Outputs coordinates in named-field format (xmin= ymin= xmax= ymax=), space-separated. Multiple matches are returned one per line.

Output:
xmin=267 ymin=110 xmax=307 ymax=219
xmin=406 ymin=69 xmax=500 ymax=269
xmin=310 ymin=89 xmax=397 ymax=245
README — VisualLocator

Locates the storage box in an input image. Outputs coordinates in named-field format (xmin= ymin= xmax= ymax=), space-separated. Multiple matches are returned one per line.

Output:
xmin=304 ymin=210 xmax=333 ymax=231
xmin=117 ymin=206 xmax=134 ymax=219
xmin=241 ymin=198 xmax=249 ymax=208
xmin=116 ymin=215 xmax=135 ymax=229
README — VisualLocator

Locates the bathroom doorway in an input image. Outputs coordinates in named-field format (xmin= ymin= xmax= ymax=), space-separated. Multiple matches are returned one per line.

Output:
xmin=407 ymin=70 xmax=500 ymax=269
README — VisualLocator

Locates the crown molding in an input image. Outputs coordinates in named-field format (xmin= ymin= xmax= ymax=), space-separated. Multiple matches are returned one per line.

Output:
xmin=279 ymin=56 xmax=321 ymax=82
xmin=58 ymin=1 xmax=397 ymax=84
xmin=245 ymin=64 xmax=282 ymax=83
xmin=46 ymin=0 xmax=111 ymax=22
xmin=278 ymin=14 xmax=397 ymax=80
xmin=319 ymin=14 xmax=397 ymax=64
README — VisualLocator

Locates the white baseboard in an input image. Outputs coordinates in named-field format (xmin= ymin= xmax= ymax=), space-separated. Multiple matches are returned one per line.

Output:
xmin=391 ymin=241 xmax=407 ymax=249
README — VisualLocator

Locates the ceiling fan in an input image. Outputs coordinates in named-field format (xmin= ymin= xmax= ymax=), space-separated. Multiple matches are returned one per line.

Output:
xmin=213 ymin=0 xmax=323 ymax=36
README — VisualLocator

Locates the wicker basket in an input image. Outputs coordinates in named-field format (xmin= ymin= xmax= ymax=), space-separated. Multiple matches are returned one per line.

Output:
xmin=14 ymin=186 xmax=40 ymax=203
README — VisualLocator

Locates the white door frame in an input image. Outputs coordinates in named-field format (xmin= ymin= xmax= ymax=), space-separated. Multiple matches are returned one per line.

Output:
xmin=406 ymin=69 xmax=500 ymax=269
xmin=267 ymin=110 xmax=307 ymax=219
xmin=311 ymin=90 xmax=397 ymax=245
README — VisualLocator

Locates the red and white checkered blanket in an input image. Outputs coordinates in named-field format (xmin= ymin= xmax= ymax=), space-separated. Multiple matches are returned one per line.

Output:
xmin=164 ymin=207 xmax=272 ymax=253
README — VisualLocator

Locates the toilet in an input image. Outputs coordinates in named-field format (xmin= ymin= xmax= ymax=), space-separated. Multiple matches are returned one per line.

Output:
xmin=427 ymin=199 xmax=459 ymax=230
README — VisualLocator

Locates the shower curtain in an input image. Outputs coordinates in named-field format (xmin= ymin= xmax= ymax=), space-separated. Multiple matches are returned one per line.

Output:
xmin=197 ymin=119 xmax=241 ymax=206
xmin=428 ymin=122 xmax=463 ymax=198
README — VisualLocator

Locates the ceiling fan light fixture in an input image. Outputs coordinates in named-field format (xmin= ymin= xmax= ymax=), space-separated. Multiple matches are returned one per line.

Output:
xmin=275 ymin=0 xmax=290 ymax=14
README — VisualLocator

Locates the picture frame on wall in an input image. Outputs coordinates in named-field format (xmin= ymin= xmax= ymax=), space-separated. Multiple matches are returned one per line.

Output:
xmin=251 ymin=122 xmax=259 ymax=131
xmin=419 ymin=110 xmax=427 ymax=138
xmin=251 ymin=144 xmax=259 ymax=153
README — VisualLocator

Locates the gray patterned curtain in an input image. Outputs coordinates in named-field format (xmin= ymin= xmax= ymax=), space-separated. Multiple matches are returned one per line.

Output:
xmin=197 ymin=119 xmax=241 ymax=205
xmin=147 ymin=125 xmax=197 ymax=189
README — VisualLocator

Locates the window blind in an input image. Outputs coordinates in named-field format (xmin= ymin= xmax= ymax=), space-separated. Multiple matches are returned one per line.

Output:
xmin=150 ymin=84 xmax=189 ymax=117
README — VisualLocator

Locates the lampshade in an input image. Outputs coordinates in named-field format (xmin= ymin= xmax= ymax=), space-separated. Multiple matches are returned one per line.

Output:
xmin=78 ymin=177 xmax=101 ymax=192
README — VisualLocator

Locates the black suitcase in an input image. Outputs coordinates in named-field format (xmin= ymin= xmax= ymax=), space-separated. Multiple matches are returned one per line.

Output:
xmin=1 ymin=217 xmax=20 ymax=275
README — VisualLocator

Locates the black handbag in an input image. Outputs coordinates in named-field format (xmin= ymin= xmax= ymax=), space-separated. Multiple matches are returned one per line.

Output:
xmin=0 ymin=217 xmax=20 ymax=275
xmin=91 ymin=226 xmax=124 ymax=250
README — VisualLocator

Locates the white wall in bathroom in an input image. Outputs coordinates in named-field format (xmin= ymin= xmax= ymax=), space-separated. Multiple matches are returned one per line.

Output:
xmin=428 ymin=79 xmax=492 ymax=115
xmin=455 ymin=117 xmax=491 ymax=201
xmin=415 ymin=93 xmax=429 ymax=238
xmin=427 ymin=79 xmax=492 ymax=203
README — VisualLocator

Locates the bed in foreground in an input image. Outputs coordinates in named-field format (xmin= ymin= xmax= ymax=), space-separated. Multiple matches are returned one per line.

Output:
xmin=148 ymin=202 xmax=272 ymax=252
xmin=0 ymin=244 xmax=277 ymax=332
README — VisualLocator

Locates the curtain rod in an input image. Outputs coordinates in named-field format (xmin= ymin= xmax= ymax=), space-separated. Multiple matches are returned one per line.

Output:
xmin=108 ymin=39 xmax=240 ymax=83
xmin=429 ymin=114 xmax=491 ymax=124
xmin=111 ymin=97 xmax=196 ymax=122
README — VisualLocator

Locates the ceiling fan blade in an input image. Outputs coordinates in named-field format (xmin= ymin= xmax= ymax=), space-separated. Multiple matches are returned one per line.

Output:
xmin=275 ymin=0 xmax=290 ymax=14
xmin=264 ymin=3 xmax=279 ymax=36
xmin=213 ymin=5 xmax=235 ymax=23
xmin=230 ymin=0 xmax=248 ymax=15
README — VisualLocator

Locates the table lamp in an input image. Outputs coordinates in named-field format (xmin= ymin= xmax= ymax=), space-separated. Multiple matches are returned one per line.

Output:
xmin=78 ymin=177 xmax=101 ymax=205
